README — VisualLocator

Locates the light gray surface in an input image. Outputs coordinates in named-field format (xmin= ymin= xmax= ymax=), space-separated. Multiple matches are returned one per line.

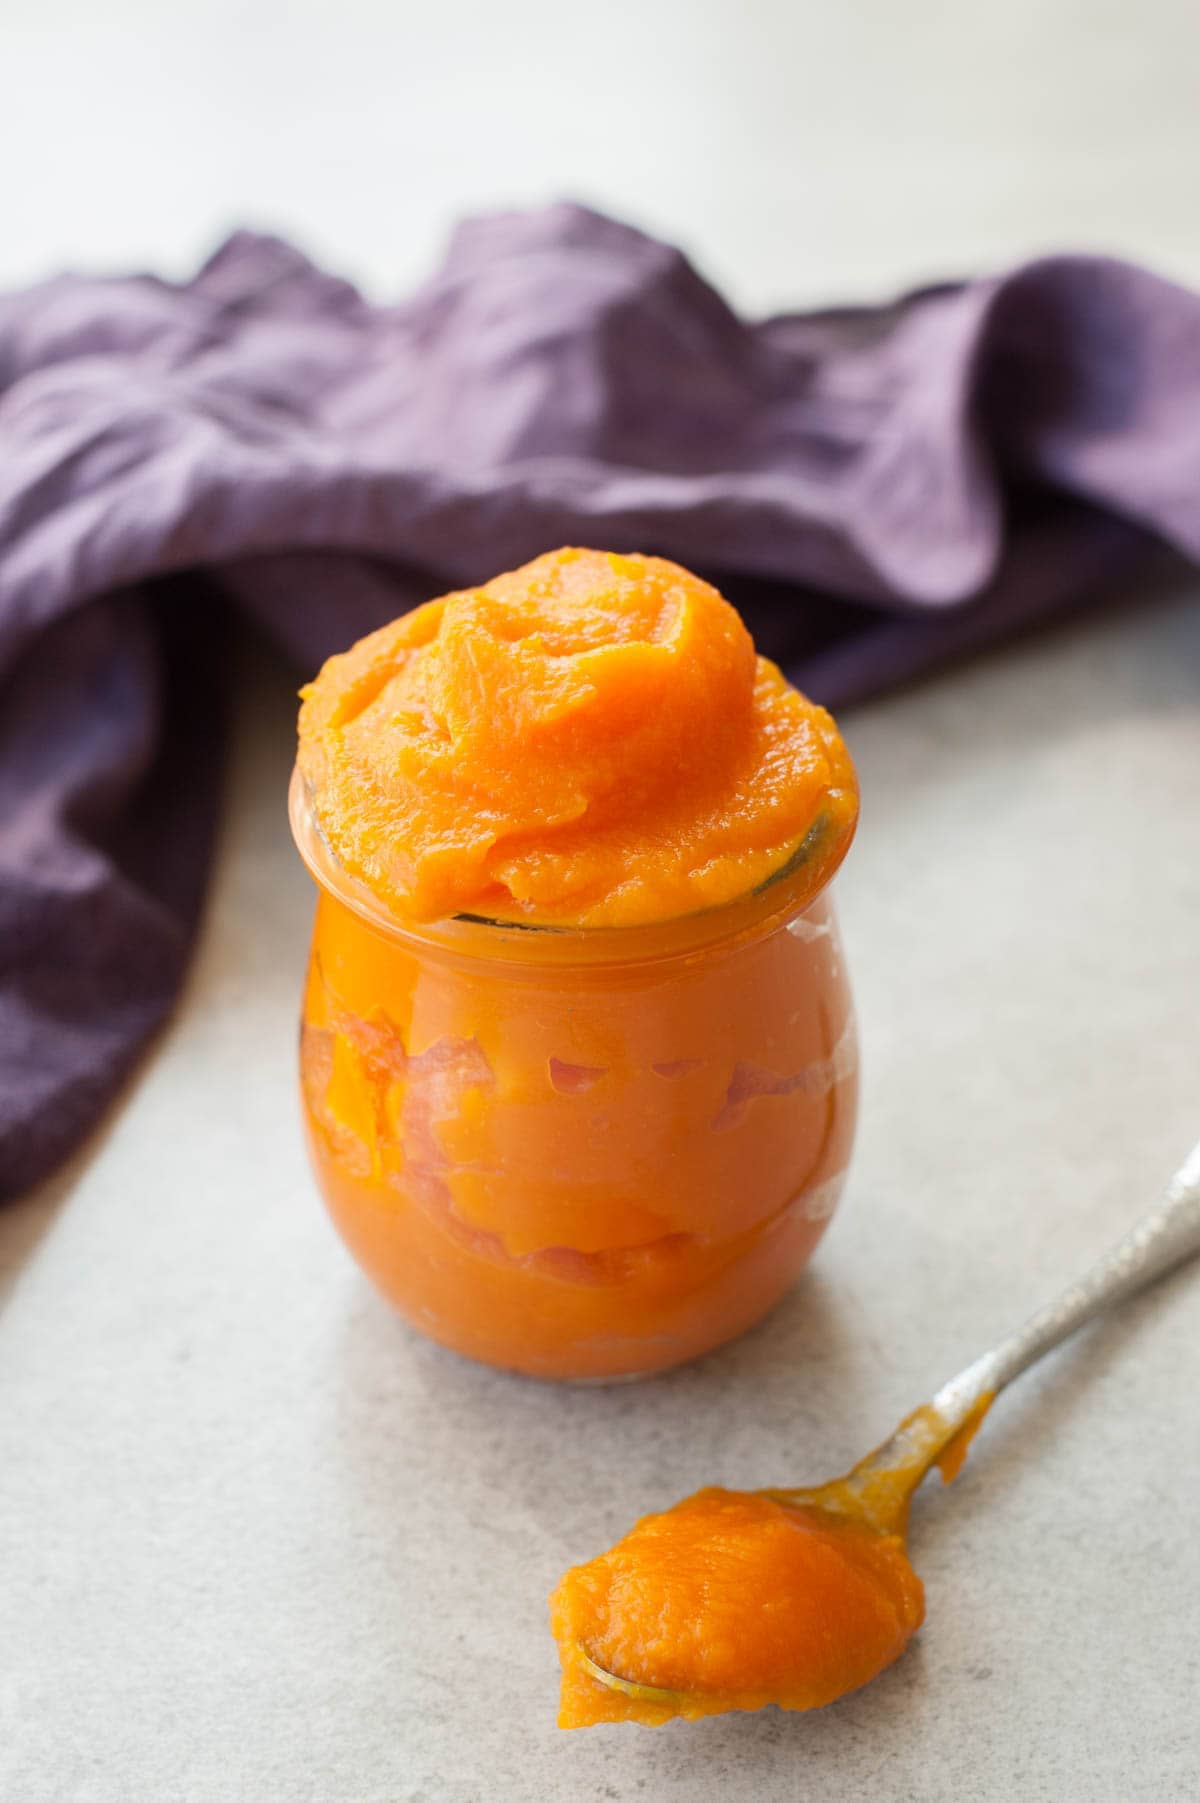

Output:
xmin=3 ymin=584 xmax=1200 ymax=1802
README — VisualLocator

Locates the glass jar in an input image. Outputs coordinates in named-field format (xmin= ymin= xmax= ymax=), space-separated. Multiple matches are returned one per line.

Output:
xmin=290 ymin=769 xmax=858 ymax=1381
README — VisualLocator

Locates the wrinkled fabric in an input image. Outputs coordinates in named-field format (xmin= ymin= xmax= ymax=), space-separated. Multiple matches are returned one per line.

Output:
xmin=2 ymin=202 xmax=1198 ymax=1194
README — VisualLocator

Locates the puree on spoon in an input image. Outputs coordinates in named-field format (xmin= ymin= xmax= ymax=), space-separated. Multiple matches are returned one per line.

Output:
xmin=548 ymin=1399 xmax=992 ymax=1727
xmin=550 ymin=1487 xmax=924 ymax=1727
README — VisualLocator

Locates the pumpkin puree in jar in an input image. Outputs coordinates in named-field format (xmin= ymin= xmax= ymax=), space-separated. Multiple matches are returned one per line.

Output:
xmin=293 ymin=549 xmax=860 ymax=1379
xmin=551 ymin=1488 xmax=924 ymax=1727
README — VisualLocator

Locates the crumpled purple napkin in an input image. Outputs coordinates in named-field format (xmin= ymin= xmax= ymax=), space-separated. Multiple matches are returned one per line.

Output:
xmin=2 ymin=202 xmax=1198 ymax=1196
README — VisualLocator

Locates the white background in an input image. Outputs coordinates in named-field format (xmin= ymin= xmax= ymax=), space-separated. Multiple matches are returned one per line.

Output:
xmin=5 ymin=0 xmax=1200 ymax=309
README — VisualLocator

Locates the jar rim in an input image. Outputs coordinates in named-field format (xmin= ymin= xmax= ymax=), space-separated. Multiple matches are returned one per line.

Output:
xmin=287 ymin=764 xmax=852 ymax=969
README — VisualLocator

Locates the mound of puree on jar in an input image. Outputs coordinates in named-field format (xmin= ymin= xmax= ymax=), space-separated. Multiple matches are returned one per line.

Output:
xmin=296 ymin=547 xmax=857 ymax=928
xmin=550 ymin=1487 xmax=924 ymax=1727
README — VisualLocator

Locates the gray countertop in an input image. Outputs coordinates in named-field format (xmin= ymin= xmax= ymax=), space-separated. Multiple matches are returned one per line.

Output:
xmin=4 ymin=579 xmax=1199 ymax=1801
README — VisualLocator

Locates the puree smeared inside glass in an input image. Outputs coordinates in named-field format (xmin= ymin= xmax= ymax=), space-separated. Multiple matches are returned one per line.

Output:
xmin=297 ymin=548 xmax=857 ymax=928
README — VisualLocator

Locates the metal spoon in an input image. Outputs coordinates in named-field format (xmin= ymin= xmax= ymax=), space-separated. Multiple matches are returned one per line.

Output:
xmin=582 ymin=1137 xmax=1200 ymax=1704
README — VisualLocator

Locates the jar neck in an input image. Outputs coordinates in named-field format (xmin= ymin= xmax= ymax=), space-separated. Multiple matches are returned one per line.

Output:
xmin=288 ymin=764 xmax=848 ymax=972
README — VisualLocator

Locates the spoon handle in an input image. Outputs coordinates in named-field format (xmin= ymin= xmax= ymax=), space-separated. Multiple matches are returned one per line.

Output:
xmin=847 ymin=1139 xmax=1200 ymax=1502
xmin=932 ymin=1138 xmax=1200 ymax=1425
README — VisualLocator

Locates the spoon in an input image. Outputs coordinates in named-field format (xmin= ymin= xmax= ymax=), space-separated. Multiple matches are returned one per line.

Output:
xmin=579 ymin=1136 xmax=1200 ymax=1707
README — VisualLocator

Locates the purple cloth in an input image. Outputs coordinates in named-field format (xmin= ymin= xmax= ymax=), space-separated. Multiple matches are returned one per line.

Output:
xmin=2 ymin=202 xmax=1198 ymax=1195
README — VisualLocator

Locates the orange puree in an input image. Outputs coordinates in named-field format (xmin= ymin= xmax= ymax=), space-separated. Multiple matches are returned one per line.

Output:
xmin=550 ymin=1488 xmax=924 ymax=1727
xmin=297 ymin=548 xmax=857 ymax=928
xmin=291 ymin=548 xmax=859 ymax=1379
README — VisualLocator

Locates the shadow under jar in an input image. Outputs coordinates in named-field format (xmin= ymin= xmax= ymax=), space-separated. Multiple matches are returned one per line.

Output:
xmin=291 ymin=769 xmax=858 ymax=1381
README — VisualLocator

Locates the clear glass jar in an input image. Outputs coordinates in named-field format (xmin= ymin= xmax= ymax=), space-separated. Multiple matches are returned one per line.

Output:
xmin=290 ymin=769 xmax=857 ymax=1381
